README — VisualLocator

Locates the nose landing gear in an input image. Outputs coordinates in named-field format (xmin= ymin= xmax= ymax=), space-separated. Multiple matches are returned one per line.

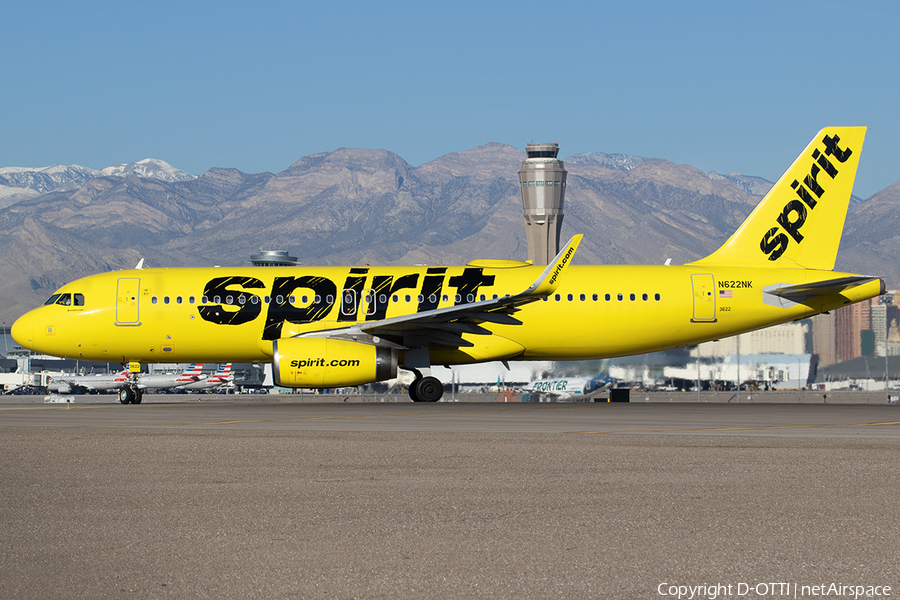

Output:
xmin=118 ymin=385 xmax=143 ymax=404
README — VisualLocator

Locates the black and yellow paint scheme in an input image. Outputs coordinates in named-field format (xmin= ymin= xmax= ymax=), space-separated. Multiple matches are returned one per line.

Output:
xmin=12 ymin=128 xmax=882 ymax=402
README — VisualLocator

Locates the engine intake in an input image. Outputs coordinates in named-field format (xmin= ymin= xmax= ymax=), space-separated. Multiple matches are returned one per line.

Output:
xmin=273 ymin=338 xmax=397 ymax=388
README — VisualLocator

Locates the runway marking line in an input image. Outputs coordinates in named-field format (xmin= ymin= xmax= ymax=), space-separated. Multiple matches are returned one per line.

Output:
xmin=5 ymin=404 xmax=900 ymax=435
xmin=1 ymin=403 xmax=579 ymax=421
xmin=99 ymin=403 xmax=580 ymax=427
xmin=576 ymin=421 xmax=900 ymax=434
xmin=0 ymin=405 xmax=112 ymax=412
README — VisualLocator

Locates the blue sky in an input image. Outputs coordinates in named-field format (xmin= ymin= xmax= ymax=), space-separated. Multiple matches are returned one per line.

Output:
xmin=3 ymin=1 xmax=898 ymax=198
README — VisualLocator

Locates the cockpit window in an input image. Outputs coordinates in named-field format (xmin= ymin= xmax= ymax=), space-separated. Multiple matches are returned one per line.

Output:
xmin=43 ymin=292 xmax=85 ymax=306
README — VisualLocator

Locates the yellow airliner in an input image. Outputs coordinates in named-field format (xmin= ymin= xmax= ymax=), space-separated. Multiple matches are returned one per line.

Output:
xmin=11 ymin=127 xmax=883 ymax=403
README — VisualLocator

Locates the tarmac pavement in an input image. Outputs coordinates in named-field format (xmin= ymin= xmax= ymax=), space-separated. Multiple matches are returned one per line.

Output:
xmin=1 ymin=398 xmax=898 ymax=599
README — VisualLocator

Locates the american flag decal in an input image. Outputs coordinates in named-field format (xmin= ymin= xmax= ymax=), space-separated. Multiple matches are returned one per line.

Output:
xmin=719 ymin=290 xmax=733 ymax=298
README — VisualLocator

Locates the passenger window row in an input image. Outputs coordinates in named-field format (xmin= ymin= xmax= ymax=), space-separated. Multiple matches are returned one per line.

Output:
xmin=151 ymin=296 xmax=197 ymax=305
xmin=147 ymin=292 xmax=511 ymax=306
xmin=46 ymin=289 xmax=662 ymax=310
xmin=543 ymin=293 xmax=662 ymax=302
xmin=145 ymin=291 xmax=662 ymax=307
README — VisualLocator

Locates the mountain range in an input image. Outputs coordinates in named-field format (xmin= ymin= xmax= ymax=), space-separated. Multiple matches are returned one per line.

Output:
xmin=0 ymin=144 xmax=897 ymax=326
xmin=0 ymin=159 xmax=195 ymax=209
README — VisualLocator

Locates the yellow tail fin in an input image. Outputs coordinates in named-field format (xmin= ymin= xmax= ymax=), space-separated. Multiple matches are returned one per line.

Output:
xmin=690 ymin=127 xmax=866 ymax=270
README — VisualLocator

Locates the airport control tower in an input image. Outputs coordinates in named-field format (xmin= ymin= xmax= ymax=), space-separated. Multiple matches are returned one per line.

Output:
xmin=518 ymin=142 xmax=567 ymax=265
xmin=249 ymin=250 xmax=298 ymax=267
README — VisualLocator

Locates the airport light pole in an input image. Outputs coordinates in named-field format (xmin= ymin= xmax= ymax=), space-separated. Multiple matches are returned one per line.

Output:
xmin=697 ymin=360 xmax=701 ymax=403
xmin=864 ymin=357 xmax=870 ymax=403
xmin=736 ymin=335 xmax=741 ymax=402
xmin=451 ymin=370 xmax=456 ymax=402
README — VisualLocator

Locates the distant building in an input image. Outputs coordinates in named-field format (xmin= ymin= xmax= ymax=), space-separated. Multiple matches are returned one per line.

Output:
xmin=835 ymin=298 xmax=872 ymax=362
xmin=692 ymin=322 xmax=808 ymax=358
xmin=664 ymin=354 xmax=812 ymax=388
xmin=872 ymin=302 xmax=887 ymax=356
xmin=518 ymin=143 xmax=567 ymax=265
xmin=811 ymin=311 xmax=838 ymax=367
xmin=811 ymin=294 xmax=900 ymax=364
xmin=887 ymin=300 xmax=900 ymax=356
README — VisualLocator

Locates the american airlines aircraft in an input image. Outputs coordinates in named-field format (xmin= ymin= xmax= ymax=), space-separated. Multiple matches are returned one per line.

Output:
xmin=11 ymin=128 xmax=883 ymax=403
xmin=179 ymin=363 xmax=233 ymax=392
xmin=136 ymin=363 xmax=205 ymax=392
xmin=47 ymin=369 xmax=130 ymax=394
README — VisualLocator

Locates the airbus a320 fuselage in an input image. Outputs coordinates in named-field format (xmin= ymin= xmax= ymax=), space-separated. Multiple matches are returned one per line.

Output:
xmin=12 ymin=127 xmax=883 ymax=402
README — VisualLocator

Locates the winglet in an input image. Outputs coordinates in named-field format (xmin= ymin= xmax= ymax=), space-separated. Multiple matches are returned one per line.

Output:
xmin=523 ymin=235 xmax=582 ymax=297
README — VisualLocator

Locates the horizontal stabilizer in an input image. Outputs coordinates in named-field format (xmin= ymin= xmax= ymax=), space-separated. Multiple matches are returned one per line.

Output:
xmin=767 ymin=276 xmax=883 ymax=300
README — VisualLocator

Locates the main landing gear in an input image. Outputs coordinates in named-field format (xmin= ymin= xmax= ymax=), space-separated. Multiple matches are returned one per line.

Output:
xmin=409 ymin=372 xmax=443 ymax=403
xmin=118 ymin=386 xmax=143 ymax=405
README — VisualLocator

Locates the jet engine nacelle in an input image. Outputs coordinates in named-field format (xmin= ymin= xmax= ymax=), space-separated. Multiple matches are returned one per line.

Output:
xmin=273 ymin=338 xmax=398 ymax=388
xmin=48 ymin=381 xmax=72 ymax=393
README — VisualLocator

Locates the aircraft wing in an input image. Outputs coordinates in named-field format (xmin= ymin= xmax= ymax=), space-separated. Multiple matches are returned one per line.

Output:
xmin=296 ymin=235 xmax=583 ymax=350
xmin=48 ymin=378 xmax=85 ymax=393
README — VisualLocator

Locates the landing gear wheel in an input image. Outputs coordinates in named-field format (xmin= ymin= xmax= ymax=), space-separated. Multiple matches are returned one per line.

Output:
xmin=408 ymin=381 xmax=420 ymax=402
xmin=416 ymin=376 xmax=443 ymax=403
xmin=118 ymin=387 xmax=135 ymax=405
xmin=133 ymin=390 xmax=143 ymax=404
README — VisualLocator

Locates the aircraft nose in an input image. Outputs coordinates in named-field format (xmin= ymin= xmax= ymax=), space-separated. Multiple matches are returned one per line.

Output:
xmin=11 ymin=311 xmax=34 ymax=349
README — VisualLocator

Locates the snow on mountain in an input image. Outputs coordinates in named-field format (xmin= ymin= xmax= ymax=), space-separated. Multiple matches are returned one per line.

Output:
xmin=706 ymin=171 xmax=773 ymax=197
xmin=0 ymin=164 xmax=101 ymax=208
xmin=99 ymin=158 xmax=196 ymax=182
xmin=0 ymin=164 xmax=100 ymax=193
xmin=0 ymin=186 xmax=41 ymax=208
xmin=565 ymin=151 xmax=647 ymax=171
xmin=0 ymin=159 xmax=196 ymax=208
